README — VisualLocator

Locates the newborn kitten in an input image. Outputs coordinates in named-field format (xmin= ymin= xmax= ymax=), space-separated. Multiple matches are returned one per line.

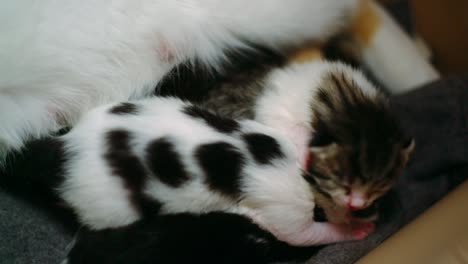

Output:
xmin=199 ymin=60 xmax=415 ymax=223
xmin=39 ymin=97 xmax=373 ymax=247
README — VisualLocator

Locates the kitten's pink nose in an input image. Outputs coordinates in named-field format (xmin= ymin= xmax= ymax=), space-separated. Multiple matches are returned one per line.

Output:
xmin=347 ymin=194 xmax=367 ymax=210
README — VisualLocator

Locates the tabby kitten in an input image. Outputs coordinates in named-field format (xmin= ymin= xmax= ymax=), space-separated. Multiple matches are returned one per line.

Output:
xmin=199 ymin=60 xmax=414 ymax=223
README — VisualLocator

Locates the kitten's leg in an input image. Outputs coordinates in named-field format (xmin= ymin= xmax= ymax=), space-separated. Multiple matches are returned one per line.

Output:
xmin=244 ymin=208 xmax=374 ymax=246
xmin=282 ymin=221 xmax=374 ymax=246
xmin=350 ymin=0 xmax=439 ymax=93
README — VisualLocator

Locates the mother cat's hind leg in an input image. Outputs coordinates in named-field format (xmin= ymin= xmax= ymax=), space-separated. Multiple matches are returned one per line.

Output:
xmin=350 ymin=0 xmax=439 ymax=93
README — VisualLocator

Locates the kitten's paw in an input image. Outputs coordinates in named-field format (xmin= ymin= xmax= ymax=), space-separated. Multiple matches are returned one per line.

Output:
xmin=350 ymin=222 xmax=375 ymax=240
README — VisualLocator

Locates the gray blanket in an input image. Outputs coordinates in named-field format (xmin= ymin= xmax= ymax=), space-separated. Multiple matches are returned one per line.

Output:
xmin=1 ymin=77 xmax=467 ymax=263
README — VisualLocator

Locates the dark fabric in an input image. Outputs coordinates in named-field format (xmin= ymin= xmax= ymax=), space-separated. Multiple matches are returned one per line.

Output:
xmin=1 ymin=77 xmax=467 ymax=264
xmin=68 ymin=213 xmax=320 ymax=264
xmin=0 ymin=189 xmax=73 ymax=263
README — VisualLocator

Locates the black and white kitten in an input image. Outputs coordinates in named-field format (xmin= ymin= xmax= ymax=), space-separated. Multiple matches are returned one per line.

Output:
xmin=198 ymin=60 xmax=415 ymax=223
xmin=42 ymin=97 xmax=375 ymax=247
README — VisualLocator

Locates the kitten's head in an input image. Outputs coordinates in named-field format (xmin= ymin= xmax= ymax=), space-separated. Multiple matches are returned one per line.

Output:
xmin=305 ymin=69 xmax=414 ymax=210
xmin=307 ymin=141 xmax=413 ymax=210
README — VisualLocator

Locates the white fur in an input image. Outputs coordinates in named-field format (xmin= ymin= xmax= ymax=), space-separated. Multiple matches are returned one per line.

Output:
xmin=237 ymin=120 xmax=317 ymax=237
xmin=0 ymin=0 xmax=359 ymax=156
xmin=59 ymin=97 xmax=309 ymax=229
xmin=253 ymin=60 xmax=379 ymax=165
xmin=360 ymin=2 xmax=440 ymax=93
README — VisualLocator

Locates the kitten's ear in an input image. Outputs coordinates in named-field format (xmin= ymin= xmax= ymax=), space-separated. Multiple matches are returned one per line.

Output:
xmin=401 ymin=138 xmax=415 ymax=162
xmin=309 ymin=143 xmax=341 ymax=163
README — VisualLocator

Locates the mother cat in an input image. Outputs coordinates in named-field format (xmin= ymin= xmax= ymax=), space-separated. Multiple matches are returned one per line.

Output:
xmin=0 ymin=0 xmax=437 ymax=158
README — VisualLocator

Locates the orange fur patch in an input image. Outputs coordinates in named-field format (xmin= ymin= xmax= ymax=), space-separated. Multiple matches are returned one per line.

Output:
xmin=289 ymin=45 xmax=323 ymax=63
xmin=351 ymin=0 xmax=381 ymax=46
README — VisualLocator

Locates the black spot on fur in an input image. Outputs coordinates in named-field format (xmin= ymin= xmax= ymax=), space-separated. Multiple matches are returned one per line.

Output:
xmin=104 ymin=130 xmax=158 ymax=216
xmin=243 ymin=133 xmax=284 ymax=165
xmin=146 ymin=138 xmax=189 ymax=188
xmin=195 ymin=142 xmax=245 ymax=196
xmin=313 ymin=206 xmax=328 ymax=222
xmin=109 ymin=102 xmax=139 ymax=115
xmin=104 ymin=130 xmax=145 ymax=194
xmin=184 ymin=105 xmax=240 ymax=133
